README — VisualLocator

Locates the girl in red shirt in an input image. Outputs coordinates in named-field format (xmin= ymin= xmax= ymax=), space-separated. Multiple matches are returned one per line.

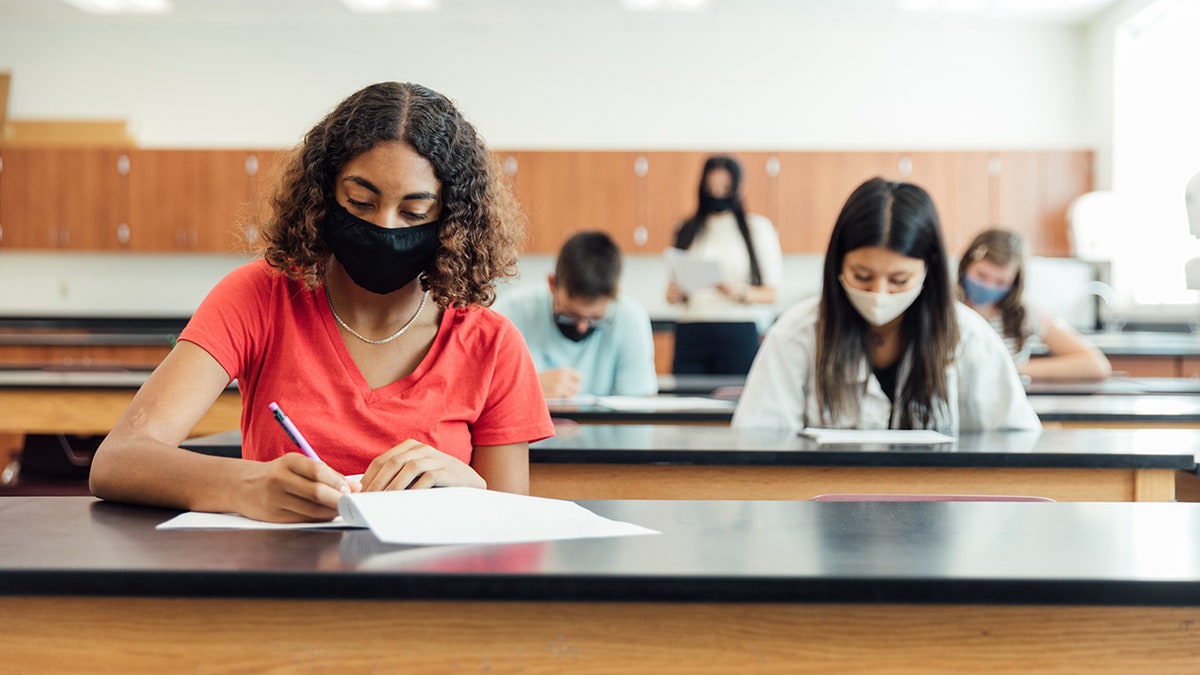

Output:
xmin=91 ymin=82 xmax=554 ymax=523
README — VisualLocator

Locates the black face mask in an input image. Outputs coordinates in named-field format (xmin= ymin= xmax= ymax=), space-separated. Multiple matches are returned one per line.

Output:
xmin=705 ymin=196 xmax=735 ymax=213
xmin=323 ymin=201 xmax=441 ymax=295
xmin=555 ymin=320 xmax=595 ymax=343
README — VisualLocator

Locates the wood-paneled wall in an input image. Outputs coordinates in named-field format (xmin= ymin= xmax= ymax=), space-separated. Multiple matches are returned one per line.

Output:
xmin=0 ymin=146 xmax=1091 ymax=256
xmin=500 ymin=149 xmax=1094 ymax=257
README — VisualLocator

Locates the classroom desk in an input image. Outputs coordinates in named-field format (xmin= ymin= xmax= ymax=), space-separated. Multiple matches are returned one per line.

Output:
xmin=183 ymin=426 xmax=1200 ymax=502
xmin=1032 ymin=394 xmax=1200 ymax=428
xmin=2 ymin=496 xmax=1199 ymax=672
xmin=0 ymin=368 xmax=240 ymax=435
xmin=656 ymin=373 xmax=745 ymax=395
xmin=1024 ymin=377 xmax=1200 ymax=395
xmin=548 ymin=397 xmax=736 ymax=424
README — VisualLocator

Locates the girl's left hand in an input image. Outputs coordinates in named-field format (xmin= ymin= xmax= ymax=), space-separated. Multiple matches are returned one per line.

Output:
xmin=359 ymin=439 xmax=486 ymax=491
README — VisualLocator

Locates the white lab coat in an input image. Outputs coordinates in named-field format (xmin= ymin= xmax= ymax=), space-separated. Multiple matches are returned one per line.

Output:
xmin=732 ymin=296 xmax=1041 ymax=435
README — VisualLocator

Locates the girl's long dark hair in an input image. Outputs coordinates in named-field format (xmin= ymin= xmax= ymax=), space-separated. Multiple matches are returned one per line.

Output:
xmin=671 ymin=155 xmax=762 ymax=286
xmin=957 ymin=228 xmax=1029 ymax=350
xmin=815 ymin=177 xmax=958 ymax=429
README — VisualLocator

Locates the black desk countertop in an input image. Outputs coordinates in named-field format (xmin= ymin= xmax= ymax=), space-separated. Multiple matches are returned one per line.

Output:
xmin=183 ymin=427 xmax=1199 ymax=472
xmin=1031 ymin=395 xmax=1200 ymax=423
xmin=4 ymin=496 xmax=1200 ymax=606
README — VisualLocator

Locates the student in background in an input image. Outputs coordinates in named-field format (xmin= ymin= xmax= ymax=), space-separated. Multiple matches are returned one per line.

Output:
xmin=733 ymin=177 xmax=1039 ymax=434
xmin=90 ymin=82 xmax=554 ymax=522
xmin=665 ymin=155 xmax=783 ymax=375
xmin=958 ymin=228 xmax=1111 ymax=382
xmin=494 ymin=231 xmax=657 ymax=398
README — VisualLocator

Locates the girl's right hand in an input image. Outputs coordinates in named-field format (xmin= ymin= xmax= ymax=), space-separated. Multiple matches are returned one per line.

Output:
xmin=237 ymin=454 xmax=358 ymax=523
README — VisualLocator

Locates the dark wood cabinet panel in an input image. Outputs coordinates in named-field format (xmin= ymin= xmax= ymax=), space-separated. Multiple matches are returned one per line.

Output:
xmin=0 ymin=147 xmax=128 ymax=250
xmin=776 ymin=151 xmax=902 ymax=253
xmin=126 ymin=149 xmax=255 ymax=252
xmin=904 ymin=151 xmax=992 ymax=258
xmin=0 ymin=146 xmax=1093 ymax=258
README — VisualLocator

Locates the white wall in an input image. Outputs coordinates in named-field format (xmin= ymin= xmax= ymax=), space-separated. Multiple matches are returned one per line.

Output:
xmin=0 ymin=3 xmax=1093 ymax=150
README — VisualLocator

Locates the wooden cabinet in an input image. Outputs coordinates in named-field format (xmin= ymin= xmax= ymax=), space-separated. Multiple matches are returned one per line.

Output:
xmin=0 ymin=147 xmax=130 ymax=250
xmin=501 ymin=151 xmax=639 ymax=254
xmin=0 ymin=146 xmax=1092 ymax=257
xmin=126 ymin=149 xmax=259 ymax=252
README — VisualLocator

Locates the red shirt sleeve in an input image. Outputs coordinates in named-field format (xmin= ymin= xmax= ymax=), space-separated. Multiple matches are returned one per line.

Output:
xmin=466 ymin=309 xmax=555 ymax=447
xmin=177 ymin=260 xmax=274 ymax=382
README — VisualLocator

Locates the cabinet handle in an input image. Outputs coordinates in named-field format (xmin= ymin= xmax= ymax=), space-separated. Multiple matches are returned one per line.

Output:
xmin=766 ymin=156 xmax=780 ymax=178
xmin=634 ymin=156 xmax=649 ymax=177
xmin=634 ymin=225 xmax=648 ymax=247
xmin=898 ymin=156 xmax=913 ymax=178
xmin=988 ymin=156 xmax=1002 ymax=177
xmin=117 ymin=154 xmax=130 ymax=175
xmin=0 ymin=223 xmax=4 ymax=243
xmin=117 ymin=223 xmax=130 ymax=245
xmin=245 ymin=155 xmax=259 ymax=177
xmin=503 ymin=156 xmax=518 ymax=176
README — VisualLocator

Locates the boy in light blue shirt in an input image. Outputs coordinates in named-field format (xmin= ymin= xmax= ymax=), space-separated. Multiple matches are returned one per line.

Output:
xmin=494 ymin=231 xmax=658 ymax=398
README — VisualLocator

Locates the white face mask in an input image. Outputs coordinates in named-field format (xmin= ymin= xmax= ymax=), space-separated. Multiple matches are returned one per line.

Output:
xmin=839 ymin=275 xmax=925 ymax=326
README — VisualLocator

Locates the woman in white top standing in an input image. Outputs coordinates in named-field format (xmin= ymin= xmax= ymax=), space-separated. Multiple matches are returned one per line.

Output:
xmin=733 ymin=177 xmax=1040 ymax=435
xmin=958 ymin=228 xmax=1111 ymax=382
xmin=666 ymin=155 xmax=783 ymax=375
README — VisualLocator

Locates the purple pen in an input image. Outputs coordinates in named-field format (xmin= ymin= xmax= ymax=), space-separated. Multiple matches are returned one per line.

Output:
xmin=269 ymin=401 xmax=323 ymax=462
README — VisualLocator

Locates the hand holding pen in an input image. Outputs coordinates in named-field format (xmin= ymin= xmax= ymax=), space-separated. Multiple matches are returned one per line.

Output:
xmin=269 ymin=401 xmax=359 ymax=496
xmin=269 ymin=401 xmax=323 ymax=462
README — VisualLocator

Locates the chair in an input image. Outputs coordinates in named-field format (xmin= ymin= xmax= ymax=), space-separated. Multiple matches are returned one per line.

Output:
xmin=810 ymin=493 xmax=1055 ymax=502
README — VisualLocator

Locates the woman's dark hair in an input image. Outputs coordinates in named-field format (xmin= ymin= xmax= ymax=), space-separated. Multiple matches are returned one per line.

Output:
xmin=958 ymin=228 xmax=1029 ymax=349
xmin=815 ymin=177 xmax=958 ymax=429
xmin=259 ymin=81 xmax=524 ymax=308
xmin=671 ymin=155 xmax=762 ymax=285
xmin=556 ymin=231 xmax=622 ymax=300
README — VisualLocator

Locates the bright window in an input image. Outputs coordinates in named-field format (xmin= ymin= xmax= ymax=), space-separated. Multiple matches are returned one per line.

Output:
xmin=1112 ymin=0 xmax=1200 ymax=308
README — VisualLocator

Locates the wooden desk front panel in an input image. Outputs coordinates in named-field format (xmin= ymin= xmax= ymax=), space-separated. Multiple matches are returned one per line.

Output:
xmin=2 ymin=597 xmax=1196 ymax=673
xmin=530 ymin=464 xmax=1177 ymax=502
xmin=0 ymin=389 xmax=241 ymax=436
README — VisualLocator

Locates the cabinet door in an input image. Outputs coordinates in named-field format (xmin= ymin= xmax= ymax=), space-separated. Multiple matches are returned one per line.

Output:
xmin=990 ymin=151 xmax=1045 ymax=254
xmin=127 ymin=149 xmax=255 ymax=252
xmin=0 ymin=147 xmax=128 ymax=250
xmin=1040 ymin=150 xmax=1094 ymax=256
xmin=499 ymin=151 xmax=569 ymax=254
xmin=776 ymin=151 xmax=901 ymax=253
xmin=499 ymin=151 xmax=639 ymax=255
xmin=905 ymin=151 xmax=992 ymax=257
xmin=640 ymin=151 xmax=709 ymax=253
xmin=246 ymin=148 xmax=292 ymax=250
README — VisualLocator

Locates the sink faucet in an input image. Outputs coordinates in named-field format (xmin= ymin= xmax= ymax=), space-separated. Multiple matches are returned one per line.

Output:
xmin=1082 ymin=281 xmax=1124 ymax=332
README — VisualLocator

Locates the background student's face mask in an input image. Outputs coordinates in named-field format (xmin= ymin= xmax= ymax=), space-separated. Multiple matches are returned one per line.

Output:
xmin=839 ymin=275 xmax=925 ymax=326
xmin=961 ymin=275 xmax=1012 ymax=306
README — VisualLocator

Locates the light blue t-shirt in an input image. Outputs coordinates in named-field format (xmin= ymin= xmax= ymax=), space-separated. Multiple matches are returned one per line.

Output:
xmin=493 ymin=285 xmax=658 ymax=397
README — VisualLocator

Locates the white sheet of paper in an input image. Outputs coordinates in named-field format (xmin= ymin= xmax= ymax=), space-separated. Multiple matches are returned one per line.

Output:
xmin=340 ymin=488 xmax=659 ymax=545
xmin=665 ymin=247 xmax=723 ymax=292
xmin=157 ymin=487 xmax=659 ymax=545
xmin=595 ymin=395 xmax=736 ymax=412
xmin=799 ymin=428 xmax=956 ymax=444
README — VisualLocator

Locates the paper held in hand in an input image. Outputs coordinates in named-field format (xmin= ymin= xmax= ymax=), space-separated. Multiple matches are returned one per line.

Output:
xmin=665 ymin=247 xmax=723 ymax=293
xmin=156 ymin=487 xmax=660 ymax=545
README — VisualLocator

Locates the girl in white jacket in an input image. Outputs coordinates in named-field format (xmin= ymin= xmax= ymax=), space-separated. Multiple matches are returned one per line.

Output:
xmin=733 ymin=178 xmax=1040 ymax=435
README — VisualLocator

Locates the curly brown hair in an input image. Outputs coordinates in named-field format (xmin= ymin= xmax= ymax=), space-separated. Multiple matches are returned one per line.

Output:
xmin=259 ymin=81 xmax=525 ymax=308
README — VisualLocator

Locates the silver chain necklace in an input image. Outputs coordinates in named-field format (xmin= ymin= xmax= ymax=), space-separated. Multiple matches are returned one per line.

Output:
xmin=325 ymin=286 xmax=429 ymax=345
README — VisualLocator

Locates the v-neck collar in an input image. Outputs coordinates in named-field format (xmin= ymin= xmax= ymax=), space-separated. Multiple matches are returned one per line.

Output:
xmin=317 ymin=286 xmax=451 ymax=404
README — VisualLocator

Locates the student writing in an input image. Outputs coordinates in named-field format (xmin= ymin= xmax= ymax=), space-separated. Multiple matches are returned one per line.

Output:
xmin=90 ymin=82 xmax=554 ymax=523
xmin=958 ymin=228 xmax=1111 ymax=382
xmin=494 ymin=231 xmax=657 ymax=398
xmin=732 ymin=178 xmax=1040 ymax=434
